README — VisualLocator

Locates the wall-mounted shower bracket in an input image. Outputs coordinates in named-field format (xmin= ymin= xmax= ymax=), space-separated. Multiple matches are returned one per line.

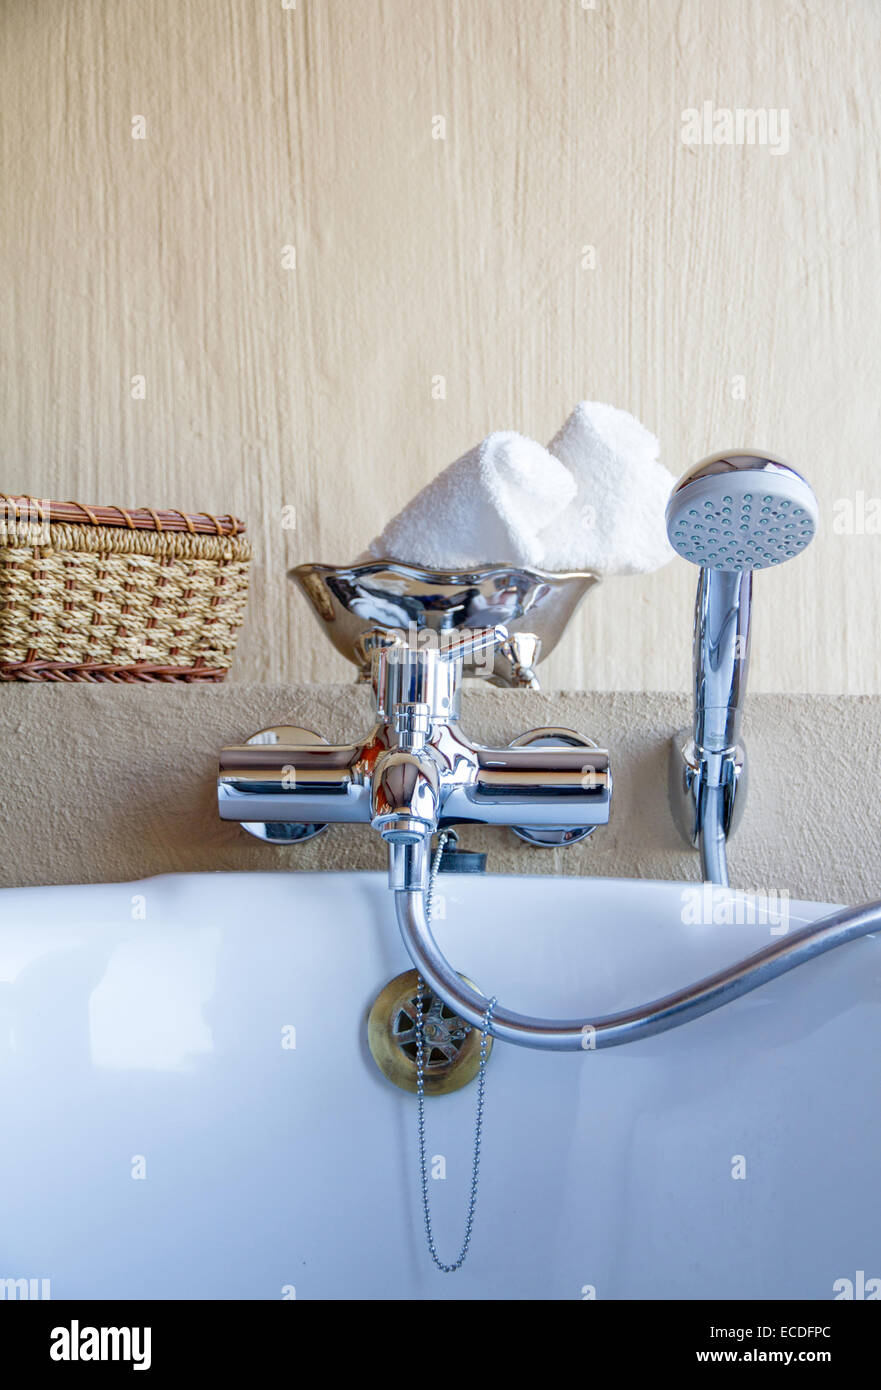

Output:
xmin=668 ymin=732 xmax=747 ymax=860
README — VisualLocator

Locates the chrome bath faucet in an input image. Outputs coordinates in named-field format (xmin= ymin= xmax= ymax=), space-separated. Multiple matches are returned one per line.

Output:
xmin=218 ymin=625 xmax=612 ymax=891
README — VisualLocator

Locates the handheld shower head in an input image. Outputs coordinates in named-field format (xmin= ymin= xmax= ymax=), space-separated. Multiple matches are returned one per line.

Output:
xmin=665 ymin=451 xmax=818 ymax=571
xmin=667 ymin=451 xmax=818 ymax=886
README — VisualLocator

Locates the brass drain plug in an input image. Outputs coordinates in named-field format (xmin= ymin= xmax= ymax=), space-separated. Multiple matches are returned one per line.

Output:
xmin=367 ymin=968 xmax=493 ymax=1095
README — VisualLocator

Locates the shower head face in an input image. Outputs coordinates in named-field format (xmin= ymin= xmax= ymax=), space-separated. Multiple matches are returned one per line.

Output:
xmin=665 ymin=452 xmax=819 ymax=571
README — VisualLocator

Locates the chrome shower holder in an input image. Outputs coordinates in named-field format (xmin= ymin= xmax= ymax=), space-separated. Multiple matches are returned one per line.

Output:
xmin=665 ymin=450 xmax=819 ymax=886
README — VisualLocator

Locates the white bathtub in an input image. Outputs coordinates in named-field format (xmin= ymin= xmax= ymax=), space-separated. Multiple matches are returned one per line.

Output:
xmin=0 ymin=870 xmax=877 ymax=1300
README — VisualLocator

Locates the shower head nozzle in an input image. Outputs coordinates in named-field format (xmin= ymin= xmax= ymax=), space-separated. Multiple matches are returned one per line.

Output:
xmin=665 ymin=451 xmax=819 ymax=572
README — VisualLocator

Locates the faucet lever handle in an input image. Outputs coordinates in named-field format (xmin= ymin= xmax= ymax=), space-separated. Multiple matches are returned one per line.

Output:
xmin=436 ymin=624 xmax=508 ymax=665
xmin=373 ymin=625 xmax=509 ymax=721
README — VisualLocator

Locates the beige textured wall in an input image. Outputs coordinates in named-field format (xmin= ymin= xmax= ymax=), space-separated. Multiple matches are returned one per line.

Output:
xmin=2 ymin=1 xmax=880 ymax=693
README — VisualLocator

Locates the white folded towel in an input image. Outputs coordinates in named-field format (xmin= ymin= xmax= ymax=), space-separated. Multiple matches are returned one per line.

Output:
xmin=368 ymin=431 xmax=576 ymax=569
xmin=537 ymin=402 xmax=676 ymax=575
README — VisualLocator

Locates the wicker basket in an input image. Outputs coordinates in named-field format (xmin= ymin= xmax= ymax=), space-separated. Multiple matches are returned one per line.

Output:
xmin=0 ymin=496 xmax=251 ymax=682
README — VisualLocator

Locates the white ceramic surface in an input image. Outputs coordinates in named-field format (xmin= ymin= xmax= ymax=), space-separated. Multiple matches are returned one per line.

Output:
xmin=0 ymin=871 xmax=877 ymax=1301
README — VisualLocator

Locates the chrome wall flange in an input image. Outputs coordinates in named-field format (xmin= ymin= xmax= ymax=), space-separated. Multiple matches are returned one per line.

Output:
xmin=236 ymin=726 xmax=329 ymax=844
xmin=509 ymin=728 xmax=607 ymax=847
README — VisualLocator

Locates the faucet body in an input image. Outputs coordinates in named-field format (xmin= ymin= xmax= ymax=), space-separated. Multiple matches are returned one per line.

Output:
xmin=218 ymin=628 xmax=611 ymax=890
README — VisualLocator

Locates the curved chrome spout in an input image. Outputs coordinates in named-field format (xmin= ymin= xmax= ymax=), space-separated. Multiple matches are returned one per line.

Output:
xmin=395 ymin=889 xmax=881 ymax=1051
xmin=371 ymin=748 xmax=440 ymax=843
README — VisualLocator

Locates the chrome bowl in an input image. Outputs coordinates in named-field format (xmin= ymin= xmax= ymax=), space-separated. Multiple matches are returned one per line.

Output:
xmin=290 ymin=559 xmax=599 ymax=689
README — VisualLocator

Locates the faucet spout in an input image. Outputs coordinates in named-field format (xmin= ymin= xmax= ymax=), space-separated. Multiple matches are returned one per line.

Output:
xmin=371 ymin=747 xmax=440 ymax=843
xmin=370 ymin=699 xmax=441 ymax=891
xmin=387 ymin=834 xmax=432 ymax=893
xmin=370 ymin=699 xmax=440 ymax=848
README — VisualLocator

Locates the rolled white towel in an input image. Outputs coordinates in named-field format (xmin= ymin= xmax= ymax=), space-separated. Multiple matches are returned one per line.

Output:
xmin=368 ymin=431 xmax=576 ymax=569
xmin=537 ymin=402 xmax=676 ymax=575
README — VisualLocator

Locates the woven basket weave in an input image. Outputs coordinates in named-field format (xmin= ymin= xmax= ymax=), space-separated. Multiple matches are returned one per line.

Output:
xmin=0 ymin=496 xmax=251 ymax=682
